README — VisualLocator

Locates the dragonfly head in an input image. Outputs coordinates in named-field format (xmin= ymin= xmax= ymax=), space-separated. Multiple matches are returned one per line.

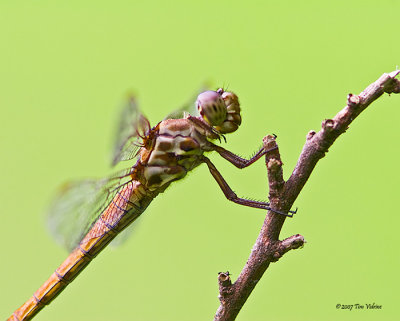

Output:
xmin=196 ymin=88 xmax=242 ymax=134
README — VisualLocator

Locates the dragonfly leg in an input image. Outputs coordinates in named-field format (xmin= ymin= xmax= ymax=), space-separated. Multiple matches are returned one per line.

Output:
xmin=209 ymin=143 xmax=277 ymax=169
xmin=201 ymin=156 xmax=294 ymax=217
xmin=187 ymin=115 xmax=222 ymax=140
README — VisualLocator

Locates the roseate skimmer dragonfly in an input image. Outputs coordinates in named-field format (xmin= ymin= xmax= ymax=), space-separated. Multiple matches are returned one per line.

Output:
xmin=8 ymin=88 xmax=295 ymax=320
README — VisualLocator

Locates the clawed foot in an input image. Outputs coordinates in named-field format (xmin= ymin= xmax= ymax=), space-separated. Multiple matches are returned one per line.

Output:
xmin=269 ymin=207 xmax=298 ymax=218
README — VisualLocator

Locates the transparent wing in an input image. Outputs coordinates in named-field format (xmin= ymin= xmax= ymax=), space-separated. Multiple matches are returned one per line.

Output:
xmin=47 ymin=168 xmax=135 ymax=251
xmin=110 ymin=215 xmax=144 ymax=247
xmin=110 ymin=224 xmax=136 ymax=247
xmin=112 ymin=96 xmax=151 ymax=166
xmin=163 ymin=86 xmax=210 ymax=120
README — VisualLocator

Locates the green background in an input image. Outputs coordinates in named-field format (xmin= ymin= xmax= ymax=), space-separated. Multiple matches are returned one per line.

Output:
xmin=1 ymin=1 xmax=399 ymax=320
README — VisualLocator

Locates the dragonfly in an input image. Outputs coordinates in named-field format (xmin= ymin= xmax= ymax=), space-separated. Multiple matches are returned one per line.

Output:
xmin=8 ymin=88 xmax=296 ymax=321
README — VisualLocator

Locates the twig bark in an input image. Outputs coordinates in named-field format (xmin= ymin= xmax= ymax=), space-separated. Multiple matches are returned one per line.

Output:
xmin=214 ymin=70 xmax=400 ymax=321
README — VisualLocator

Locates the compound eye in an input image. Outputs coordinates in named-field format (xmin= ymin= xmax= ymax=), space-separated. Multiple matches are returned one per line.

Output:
xmin=196 ymin=91 xmax=227 ymax=126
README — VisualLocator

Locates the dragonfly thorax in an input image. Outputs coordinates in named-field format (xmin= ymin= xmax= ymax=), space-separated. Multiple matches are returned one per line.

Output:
xmin=138 ymin=118 xmax=208 ymax=191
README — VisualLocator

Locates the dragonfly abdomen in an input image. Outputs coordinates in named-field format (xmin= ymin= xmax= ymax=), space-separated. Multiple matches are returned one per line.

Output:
xmin=79 ymin=180 xmax=150 ymax=253
xmin=9 ymin=180 xmax=154 ymax=321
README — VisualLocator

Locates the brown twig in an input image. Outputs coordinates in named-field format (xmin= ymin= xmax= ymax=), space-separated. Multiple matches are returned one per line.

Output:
xmin=214 ymin=70 xmax=400 ymax=321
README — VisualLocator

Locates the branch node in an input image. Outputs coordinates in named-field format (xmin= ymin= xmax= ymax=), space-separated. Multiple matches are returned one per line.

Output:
xmin=306 ymin=130 xmax=316 ymax=140
xmin=272 ymin=251 xmax=281 ymax=262
xmin=347 ymin=93 xmax=361 ymax=107
xmin=281 ymin=234 xmax=306 ymax=250
xmin=217 ymin=272 xmax=234 ymax=301
xmin=321 ymin=119 xmax=335 ymax=132
xmin=218 ymin=271 xmax=232 ymax=288
xmin=270 ymin=235 xmax=305 ymax=263
xmin=267 ymin=158 xmax=282 ymax=171
xmin=278 ymin=234 xmax=305 ymax=254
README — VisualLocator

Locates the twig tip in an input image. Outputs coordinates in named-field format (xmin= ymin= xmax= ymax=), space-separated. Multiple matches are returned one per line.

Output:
xmin=388 ymin=69 xmax=400 ymax=78
xmin=263 ymin=134 xmax=277 ymax=146
xmin=218 ymin=271 xmax=232 ymax=287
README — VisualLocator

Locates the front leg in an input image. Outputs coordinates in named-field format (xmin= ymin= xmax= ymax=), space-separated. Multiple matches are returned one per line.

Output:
xmin=201 ymin=156 xmax=294 ymax=217
xmin=186 ymin=115 xmax=224 ymax=141
xmin=208 ymin=142 xmax=277 ymax=169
